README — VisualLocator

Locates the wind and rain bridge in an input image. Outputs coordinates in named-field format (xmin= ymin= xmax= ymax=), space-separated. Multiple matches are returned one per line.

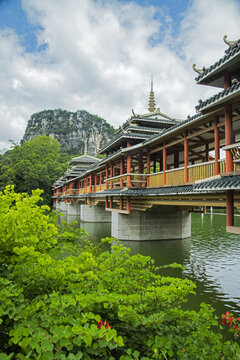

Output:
xmin=53 ymin=36 xmax=240 ymax=240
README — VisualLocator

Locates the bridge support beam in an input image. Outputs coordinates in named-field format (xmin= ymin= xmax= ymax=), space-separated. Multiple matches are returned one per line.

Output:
xmin=111 ymin=206 xmax=191 ymax=241
xmin=80 ymin=204 xmax=111 ymax=223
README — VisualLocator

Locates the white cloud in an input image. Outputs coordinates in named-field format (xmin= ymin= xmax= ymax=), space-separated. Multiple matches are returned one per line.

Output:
xmin=0 ymin=0 xmax=240 ymax=150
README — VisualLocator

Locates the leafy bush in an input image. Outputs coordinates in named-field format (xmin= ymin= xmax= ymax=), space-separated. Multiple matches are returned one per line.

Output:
xmin=0 ymin=186 xmax=240 ymax=359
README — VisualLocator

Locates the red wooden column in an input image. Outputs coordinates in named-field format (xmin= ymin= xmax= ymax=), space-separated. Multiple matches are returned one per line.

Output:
xmin=127 ymin=141 xmax=131 ymax=187
xmin=89 ymin=174 xmax=92 ymax=192
xmin=120 ymin=157 xmax=124 ymax=187
xmin=184 ymin=131 xmax=189 ymax=183
xmin=163 ymin=142 xmax=166 ymax=185
xmin=110 ymin=162 xmax=113 ymax=189
xmin=224 ymin=71 xmax=231 ymax=89
xmin=105 ymin=196 xmax=108 ymax=209
xmin=147 ymin=149 xmax=150 ymax=187
xmin=225 ymin=103 xmax=233 ymax=172
xmin=109 ymin=196 xmax=113 ymax=209
xmin=226 ymin=190 xmax=234 ymax=227
xmin=99 ymin=172 xmax=102 ymax=190
xmin=214 ymin=117 xmax=220 ymax=175
xmin=126 ymin=196 xmax=131 ymax=213
xmin=105 ymin=165 xmax=109 ymax=189
xmin=94 ymin=173 xmax=97 ymax=192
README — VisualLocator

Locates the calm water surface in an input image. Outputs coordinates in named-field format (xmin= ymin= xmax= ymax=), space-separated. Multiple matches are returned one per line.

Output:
xmin=61 ymin=212 xmax=240 ymax=316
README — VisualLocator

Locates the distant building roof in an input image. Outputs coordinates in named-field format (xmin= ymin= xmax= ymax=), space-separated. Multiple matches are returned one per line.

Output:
xmin=69 ymin=154 xmax=100 ymax=165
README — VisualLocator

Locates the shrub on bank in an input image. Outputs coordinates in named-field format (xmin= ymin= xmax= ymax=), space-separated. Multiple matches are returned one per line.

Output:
xmin=0 ymin=186 xmax=239 ymax=359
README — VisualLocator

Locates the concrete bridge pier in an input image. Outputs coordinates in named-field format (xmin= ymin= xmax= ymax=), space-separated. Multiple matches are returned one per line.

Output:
xmin=68 ymin=202 xmax=80 ymax=216
xmin=60 ymin=201 xmax=68 ymax=212
xmin=54 ymin=201 xmax=61 ymax=211
xmin=80 ymin=204 xmax=111 ymax=223
xmin=111 ymin=206 xmax=191 ymax=241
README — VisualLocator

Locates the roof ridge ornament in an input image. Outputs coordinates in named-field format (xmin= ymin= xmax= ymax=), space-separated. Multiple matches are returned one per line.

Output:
xmin=192 ymin=64 xmax=206 ymax=74
xmin=132 ymin=109 xmax=140 ymax=117
xmin=223 ymin=35 xmax=238 ymax=47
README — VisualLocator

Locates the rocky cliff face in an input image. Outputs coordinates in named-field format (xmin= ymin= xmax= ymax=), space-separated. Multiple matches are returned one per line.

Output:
xmin=21 ymin=109 xmax=115 ymax=156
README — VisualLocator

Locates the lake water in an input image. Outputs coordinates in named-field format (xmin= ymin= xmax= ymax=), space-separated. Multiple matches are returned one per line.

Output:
xmin=60 ymin=212 xmax=240 ymax=317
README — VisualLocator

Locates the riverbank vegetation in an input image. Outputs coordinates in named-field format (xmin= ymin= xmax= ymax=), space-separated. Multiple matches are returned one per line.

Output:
xmin=0 ymin=186 xmax=240 ymax=359
xmin=0 ymin=136 xmax=69 ymax=205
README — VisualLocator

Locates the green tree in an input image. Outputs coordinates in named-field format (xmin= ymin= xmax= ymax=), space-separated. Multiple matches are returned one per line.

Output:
xmin=0 ymin=187 xmax=240 ymax=359
xmin=0 ymin=136 xmax=69 ymax=205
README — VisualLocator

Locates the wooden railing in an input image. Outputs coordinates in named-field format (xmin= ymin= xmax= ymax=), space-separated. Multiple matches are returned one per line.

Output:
xmin=79 ymin=186 xmax=91 ymax=194
xmin=66 ymin=189 xmax=78 ymax=195
xmin=188 ymin=161 xmax=215 ymax=182
xmin=106 ymin=173 xmax=147 ymax=188
xmin=149 ymin=172 xmax=163 ymax=187
xmin=166 ymin=167 xmax=185 ymax=185
xmin=95 ymin=184 xmax=106 ymax=192
xmin=149 ymin=160 xmax=228 ymax=188
xmin=58 ymin=159 xmax=236 ymax=196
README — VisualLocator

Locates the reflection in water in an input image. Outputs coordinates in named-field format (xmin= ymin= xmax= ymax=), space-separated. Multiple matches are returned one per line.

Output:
xmin=61 ymin=212 xmax=240 ymax=316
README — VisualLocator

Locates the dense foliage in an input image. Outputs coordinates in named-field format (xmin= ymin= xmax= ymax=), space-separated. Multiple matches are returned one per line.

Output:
xmin=0 ymin=187 xmax=240 ymax=359
xmin=0 ymin=136 xmax=69 ymax=205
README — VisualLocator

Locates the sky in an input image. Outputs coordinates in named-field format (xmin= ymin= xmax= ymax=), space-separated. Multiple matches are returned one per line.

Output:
xmin=0 ymin=0 xmax=240 ymax=151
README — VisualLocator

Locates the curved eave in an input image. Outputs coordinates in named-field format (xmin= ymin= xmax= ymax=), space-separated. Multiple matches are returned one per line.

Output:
xmin=195 ymin=81 xmax=240 ymax=113
xmin=195 ymin=43 xmax=240 ymax=87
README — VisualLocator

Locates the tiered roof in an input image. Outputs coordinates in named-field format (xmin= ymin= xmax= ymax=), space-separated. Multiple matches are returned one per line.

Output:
xmin=98 ymin=82 xmax=181 ymax=154
xmin=53 ymin=155 xmax=99 ymax=189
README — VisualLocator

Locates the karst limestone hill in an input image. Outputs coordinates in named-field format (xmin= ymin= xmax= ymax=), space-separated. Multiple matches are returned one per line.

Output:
xmin=21 ymin=109 xmax=115 ymax=156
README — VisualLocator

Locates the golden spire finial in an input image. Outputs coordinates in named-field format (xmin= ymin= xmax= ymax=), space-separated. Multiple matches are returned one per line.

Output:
xmin=148 ymin=76 xmax=156 ymax=113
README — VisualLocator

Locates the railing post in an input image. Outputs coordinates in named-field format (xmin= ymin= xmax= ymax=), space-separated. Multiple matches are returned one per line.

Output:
xmin=120 ymin=157 xmax=124 ymax=187
xmin=225 ymin=103 xmax=233 ymax=172
xmin=163 ymin=142 xmax=166 ymax=185
xmin=147 ymin=149 xmax=150 ymax=187
xmin=226 ymin=190 xmax=234 ymax=227
xmin=184 ymin=131 xmax=189 ymax=183
xmin=214 ymin=117 xmax=220 ymax=175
